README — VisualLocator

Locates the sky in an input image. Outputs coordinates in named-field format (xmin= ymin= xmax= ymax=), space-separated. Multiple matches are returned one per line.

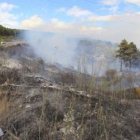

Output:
xmin=1 ymin=0 xmax=140 ymax=46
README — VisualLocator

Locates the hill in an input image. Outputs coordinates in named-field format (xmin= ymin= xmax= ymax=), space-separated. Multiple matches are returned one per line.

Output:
xmin=0 ymin=25 xmax=23 ymax=42
xmin=0 ymin=26 xmax=140 ymax=140
xmin=0 ymin=40 xmax=139 ymax=140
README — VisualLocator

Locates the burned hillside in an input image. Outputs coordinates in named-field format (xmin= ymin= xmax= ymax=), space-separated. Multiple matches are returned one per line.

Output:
xmin=0 ymin=42 xmax=139 ymax=140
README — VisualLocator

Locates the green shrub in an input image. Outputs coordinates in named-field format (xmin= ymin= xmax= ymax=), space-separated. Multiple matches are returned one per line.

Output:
xmin=105 ymin=69 xmax=117 ymax=80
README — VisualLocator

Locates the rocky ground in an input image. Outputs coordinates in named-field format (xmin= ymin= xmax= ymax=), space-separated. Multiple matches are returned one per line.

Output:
xmin=0 ymin=42 xmax=140 ymax=140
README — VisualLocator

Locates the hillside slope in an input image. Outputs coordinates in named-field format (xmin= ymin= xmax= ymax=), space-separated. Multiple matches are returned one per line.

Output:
xmin=0 ymin=42 xmax=139 ymax=140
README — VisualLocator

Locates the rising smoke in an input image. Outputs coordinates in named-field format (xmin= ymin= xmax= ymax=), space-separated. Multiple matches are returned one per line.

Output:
xmin=23 ymin=31 xmax=77 ymax=67
xmin=22 ymin=30 xmax=119 ymax=75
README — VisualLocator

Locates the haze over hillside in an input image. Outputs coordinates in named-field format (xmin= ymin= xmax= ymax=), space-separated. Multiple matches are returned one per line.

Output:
xmin=0 ymin=1 xmax=140 ymax=140
xmin=19 ymin=29 xmax=119 ymax=75
xmin=1 ymin=24 xmax=139 ymax=75
xmin=1 ymin=0 xmax=140 ymax=74
xmin=0 ymin=30 xmax=140 ymax=140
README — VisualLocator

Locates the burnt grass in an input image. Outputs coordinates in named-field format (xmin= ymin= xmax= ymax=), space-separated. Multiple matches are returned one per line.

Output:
xmin=0 ymin=43 xmax=140 ymax=140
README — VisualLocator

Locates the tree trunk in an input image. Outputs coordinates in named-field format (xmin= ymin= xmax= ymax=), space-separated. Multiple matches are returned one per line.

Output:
xmin=120 ymin=58 xmax=122 ymax=72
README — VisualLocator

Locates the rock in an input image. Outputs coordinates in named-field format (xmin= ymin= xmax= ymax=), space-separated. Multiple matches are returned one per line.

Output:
xmin=0 ymin=128 xmax=4 ymax=136
xmin=26 ymin=104 xmax=31 ymax=108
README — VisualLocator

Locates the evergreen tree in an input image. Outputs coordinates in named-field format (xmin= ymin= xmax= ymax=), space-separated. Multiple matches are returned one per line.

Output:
xmin=0 ymin=24 xmax=22 ymax=37
xmin=116 ymin=39 xmax=128 ymax=71
xmin=116 ymin=39 xmax=139 ymax=70
xmin=124 ymin=42 xmax=138 ymax=69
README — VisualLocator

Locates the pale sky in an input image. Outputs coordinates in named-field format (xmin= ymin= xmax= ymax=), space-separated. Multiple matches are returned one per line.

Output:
xmin=1 ymin=0 xmax=140 ymax=46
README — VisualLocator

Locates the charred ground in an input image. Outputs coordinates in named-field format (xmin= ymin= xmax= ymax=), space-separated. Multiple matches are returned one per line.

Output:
xmin=0 ymin=42 xmax=139 ymax=140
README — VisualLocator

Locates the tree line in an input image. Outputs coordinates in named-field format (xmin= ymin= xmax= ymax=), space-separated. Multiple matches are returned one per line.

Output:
xmin=116 ymin=39 xmax=140 ymax=71
xmin=0 ymin=25 xmax=21 ymax=37
xmin=1 ymin=24 xmax=139 ymax=71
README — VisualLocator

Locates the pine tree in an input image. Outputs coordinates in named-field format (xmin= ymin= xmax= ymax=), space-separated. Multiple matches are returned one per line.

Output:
xmin=116 ymin=40 xmax=139 ymax=70
xmin=116 ymin=39 xmax=128 ymax=71
xmin=124 ymin=42 xmax=138 ymax=69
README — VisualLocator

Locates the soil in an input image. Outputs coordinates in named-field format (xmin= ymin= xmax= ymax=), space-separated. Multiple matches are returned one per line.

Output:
xmin=0 ymin=42 xmax=140 ymax=140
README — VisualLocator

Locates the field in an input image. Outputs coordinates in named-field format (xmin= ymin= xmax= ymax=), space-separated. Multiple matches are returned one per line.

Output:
xmin=0 ymin=42 xmax=139 ymax=140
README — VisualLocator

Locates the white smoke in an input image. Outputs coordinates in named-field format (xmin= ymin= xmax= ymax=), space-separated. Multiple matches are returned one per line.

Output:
xmin=23 ymin=31 xmax=77 ymax=67
xmin=22 ymin=30 xmax=119 ymax=75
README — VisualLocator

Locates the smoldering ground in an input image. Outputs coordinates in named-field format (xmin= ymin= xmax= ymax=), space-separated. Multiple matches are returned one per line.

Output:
xmin=22 ymin=30 xmax=120 ymax=76
xmin=22 ymin=30 xmax=140 ymax=76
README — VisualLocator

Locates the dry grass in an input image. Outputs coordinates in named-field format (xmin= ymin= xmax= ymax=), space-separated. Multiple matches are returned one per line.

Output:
xmin=0 ymin=70 xmax=140 ymax=140
xmin=0 ymin=68 xmax=22 ymax=84
xmin=125 ymin=74 xmax=135 ymax=83
xmin=56 ymin=72 xmax=76 ymax=86
xmin=0 ymin=96 xmax=10 ymax=119
xmin=135 ymin=87 xmax=140 ymax=99
xmin=105 ymin=69 xmax=117 ymax=81
xmin=0 ymin=45 xmax=139 ymax=140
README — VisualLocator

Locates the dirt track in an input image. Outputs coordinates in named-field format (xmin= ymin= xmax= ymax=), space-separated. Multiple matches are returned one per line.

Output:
xmin=0 ymin=41 xmax=26 ymax=48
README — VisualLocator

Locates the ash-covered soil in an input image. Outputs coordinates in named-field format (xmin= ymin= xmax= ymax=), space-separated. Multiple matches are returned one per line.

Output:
xmin=0 ymin=42 xmax=140 ymax=140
